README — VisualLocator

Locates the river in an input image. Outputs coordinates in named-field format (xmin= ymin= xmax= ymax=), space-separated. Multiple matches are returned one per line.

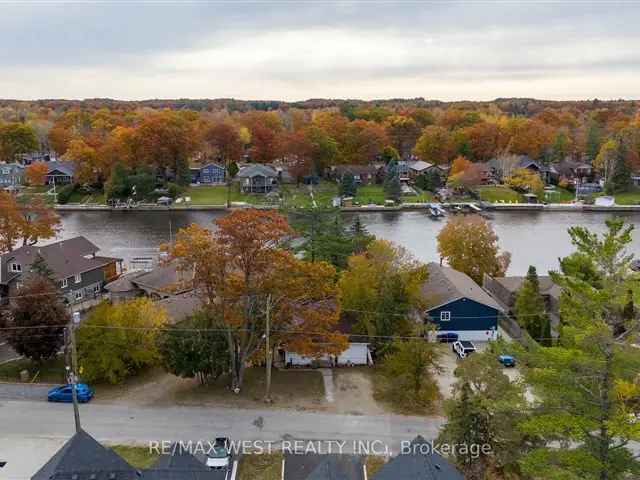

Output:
xmin=54 ymin=210 xmax=640 ymax=276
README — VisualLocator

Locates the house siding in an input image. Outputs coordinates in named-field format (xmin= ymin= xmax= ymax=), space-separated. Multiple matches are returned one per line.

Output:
xmin=58 ymin=268 xmax=106 ymax=304
xmin=426 ymin=297 xmax=499 ymax=340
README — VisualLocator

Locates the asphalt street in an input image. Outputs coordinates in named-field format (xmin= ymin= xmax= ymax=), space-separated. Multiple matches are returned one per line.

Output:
xmin=0 ymin=399 xmax=445 ymax=479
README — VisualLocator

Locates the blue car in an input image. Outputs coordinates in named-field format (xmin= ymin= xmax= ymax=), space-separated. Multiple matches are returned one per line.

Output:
xmin=47 ymin=384 xmax=94 ymax=403
xmin=498 ymin=355 xmax=516 ymax=367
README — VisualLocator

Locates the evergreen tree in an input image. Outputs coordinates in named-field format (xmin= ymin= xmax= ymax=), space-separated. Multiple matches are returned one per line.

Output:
xmin=29 ymin=253 xmax=54 ymax=280
xmin=520 ymin=219 xmax=640 ymax=480
xmin=585 ymin=119 xmax=603 ymax=162
xmin=606 ymin=140 xmax=632 ymax=194
xmin=339 ymin=172 xmax=357 ymax=197
xmin=438 ymin=352 xmax=531 ymax=479
xmin=514 ymin=265 xmax=551 ymax=345
xmin=383 ymin=159 xmax=402 ymax=202
xmin=349 ymin=216 xmax=374 ymax=254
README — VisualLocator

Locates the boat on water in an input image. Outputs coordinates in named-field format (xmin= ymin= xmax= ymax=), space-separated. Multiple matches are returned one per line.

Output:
xmin=428 ymin=204 xmax=446 ymax=219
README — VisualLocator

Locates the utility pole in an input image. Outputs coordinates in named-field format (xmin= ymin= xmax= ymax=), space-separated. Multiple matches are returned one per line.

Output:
xmin=67 ymin=311 xmax=81 ymax=433
xmin=264 ymin=294 xmax=273 ymax=403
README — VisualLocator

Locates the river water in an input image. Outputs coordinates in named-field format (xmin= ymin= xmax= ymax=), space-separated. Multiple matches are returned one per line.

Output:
xmin=54 ymin=210 xmax=640 ymax=276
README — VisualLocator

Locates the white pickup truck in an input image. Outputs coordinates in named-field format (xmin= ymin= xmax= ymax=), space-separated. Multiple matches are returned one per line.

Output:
xmin=453 ymin=340 xmax=477 ymax=359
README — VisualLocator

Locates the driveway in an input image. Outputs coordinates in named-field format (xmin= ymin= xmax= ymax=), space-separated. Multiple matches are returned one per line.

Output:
xmin=0 ymin=383 xmax=52 ymax=401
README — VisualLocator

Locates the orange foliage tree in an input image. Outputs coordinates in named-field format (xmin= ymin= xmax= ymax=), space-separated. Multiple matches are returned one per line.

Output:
xmin=0 ymin=192 xmax=61 ymax=252
xmin=163 ymin=209 xmax=346 ymax=392
xmin=413 ymin=125 xmax=454 ymax=165
xmin=25 ymin=161 xmax=48 ymax=186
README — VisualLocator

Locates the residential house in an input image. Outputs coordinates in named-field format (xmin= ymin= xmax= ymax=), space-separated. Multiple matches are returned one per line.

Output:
xmin=517 ymin=156 xmax=558 ymax=184
xmin=0 ymin=236 xmax=122 ymax=306
xmin=0 ymin=162 xmax=25 ymax=189
xmin=19 ymin=150 xmax=58 ymax=165
xmin=407 ymin=160 xmax=433 ymax=180
xmin=422 ymin=262 xmax=503 ymax=341
xmin=283 ymin=453 xmax=365 ymax=480
xmin=105 ymin=261 xmax=193 ymax=301
xmin=483 ymin=273 xmax=561 ymax=333
xmin=190 ymin=163 xmax=226 ymax=185
xmin=331 ymin=165 xmax=382 ymax=185
xmin=236 ymin=164 xmax=278 ymax=193
xmin=283 ymin=316 xmax=372 ymax=367
xmin=371 ymin=436 xmax=464 ymax=480
xmin=46 ymin=161 xmax=76 ymax=185
xmin=32 ymin=430 xmax=229 ymax=480
xmin=552 ymin=158 xmax=593 ymax=186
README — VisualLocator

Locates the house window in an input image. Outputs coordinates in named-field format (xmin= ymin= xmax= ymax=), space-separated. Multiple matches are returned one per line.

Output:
xmin=440 ymin=311 xmax=451 ymax=322
xmin=93 ymin=284 xmax=101 ymax=294
xmin=74 ymin=290 xmax=83 ymax=301
xmin=61 ymin=278 xmax=68 ymax=288
xmin=74 ymin=273 xmax=81 ymax=284
xmin=203 ymin=176 xmax=210 ymax=183
xmin=10 ymin=263 xmax=21 ymax=272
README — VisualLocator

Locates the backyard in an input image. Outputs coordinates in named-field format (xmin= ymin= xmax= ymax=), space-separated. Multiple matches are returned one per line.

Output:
xmin=476 ymin=185 xmax=522 ymax=203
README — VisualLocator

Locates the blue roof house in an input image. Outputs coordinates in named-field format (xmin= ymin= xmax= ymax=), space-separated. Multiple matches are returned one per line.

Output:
xmin=191 ymin=163 xmax=226 ymax=185
xmin=422 ymin=263 xmax=503 ymax=341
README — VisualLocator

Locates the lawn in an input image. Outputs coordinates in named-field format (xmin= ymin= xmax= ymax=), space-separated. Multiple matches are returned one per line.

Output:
xmin=238 ymin=453 xmax=283 ymax=480
xmin=0 ymin=356 xmax=67 ymax=383
xmin=543 ymin=187 xmax=574 ymax=203
xmin=403 ymin=187 xmax=433 ymax=203
xmin=614 ymin=190 xmax=640 ymax=205
xmin=110 ymin=445 xmax=159 ymax=468
xmin=354 ymin=185 xmax=387 ymax=205
xmin=173 ymin=367 xmax=325 ymax=409
xmin=476 ymin=185 xmax=522 ymax=203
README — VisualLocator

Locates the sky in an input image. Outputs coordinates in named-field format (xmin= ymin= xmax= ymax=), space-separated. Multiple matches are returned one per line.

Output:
xmin=1 ymin=1 xmax=639 ymax=102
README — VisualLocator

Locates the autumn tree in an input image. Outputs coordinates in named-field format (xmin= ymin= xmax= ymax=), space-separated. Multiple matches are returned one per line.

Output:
xmin=375 ymin=338 xmax=441 ymax=411
xmin=413 ymin=125 xmax=454 ymax=165
xmin=25 ymin=161 xmax=48 ymax=186
xmin=342 ymin=119 xmax=388 ymax=164
xmin=464 ymin=121 xmax=501 ymax=161
xmin=164 ymin=209 xmax=345 ymax=391
xmin=135 ymin=111 xmax=199 ymax=185
xmin=385 ymin=115 xmax=421 ymax=158
xmin=1 ymin=274 xmax=69 ymax=363
xmin=77 ymin=299 xmax=167 ymax=384
xmin=204 ymin=121 xmax=243 ymax=164
xmin=339 ymin=240 xmax=427 ymax=349
xmin=437 ymin=215 xmax=511 ymax=284
xmin=505 ymin=167 xmax=545 ymax=199
xmin=0 ymin=192 xmax=60 ymax=252
xmin=63 ymin=138 xmax=99 ymax=185
xmin=0 ymin=122 xmax=39 ymax=161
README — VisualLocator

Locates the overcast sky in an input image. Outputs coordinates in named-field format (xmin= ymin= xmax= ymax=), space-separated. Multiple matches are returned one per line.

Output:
xmin=2 ymin=1 xmax=639 ymax=101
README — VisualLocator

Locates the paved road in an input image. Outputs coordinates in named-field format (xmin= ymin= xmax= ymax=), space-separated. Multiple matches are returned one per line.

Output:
xmin=0 ymin=399 xmax=444 ymax=479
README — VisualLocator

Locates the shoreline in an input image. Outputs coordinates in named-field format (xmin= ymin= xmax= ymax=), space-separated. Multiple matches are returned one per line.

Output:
xmin=53 ymin=202 xmax=640 ymax=213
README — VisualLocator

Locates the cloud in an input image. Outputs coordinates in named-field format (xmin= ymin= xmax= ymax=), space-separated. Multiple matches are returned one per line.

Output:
xmin=1 ymin=1 xmax=639 ymax=100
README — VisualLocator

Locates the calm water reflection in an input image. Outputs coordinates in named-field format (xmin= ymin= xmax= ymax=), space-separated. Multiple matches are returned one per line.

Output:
xmin=54 ymin=210 xmax=640 ymax=275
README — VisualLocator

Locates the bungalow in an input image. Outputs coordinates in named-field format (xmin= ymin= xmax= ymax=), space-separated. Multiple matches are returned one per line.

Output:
xmin=408 ymin=160 xmax=433 ymax=179
xmin=283 ymin=453 xmax=365 ymax=480
xmin=0 ymin=162 xmax=25 ymax=188
xmin=236 ymin=164 xmax=278 ymax=193
xmin=283 ymin=316 xmax=372 ymax=367
xmin=371 ymin=436 xmax=464 ymax=480
xmin=422 ymin=263 xmax=503 ymax=341
xmin=0 ymin=236 xmax=122 ymax=306
xmin=104 ymin=261 xmax=193 ymax=301
xmin=19 ymin=150 xmax=58 ymax=165
xmin=46 ymin=161 xmax=76 ymax=185
xmin=190 ymin=163 xmax=226 ymax=185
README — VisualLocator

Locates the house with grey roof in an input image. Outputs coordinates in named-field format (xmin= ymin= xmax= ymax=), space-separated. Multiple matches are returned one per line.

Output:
xmin=422 ymin=263 xmax=504 ymax=341
xmin=331 ymin=164 xmax=382 ymax=185
xmin=236 ymin=164 xmax=278 ymax=193
xmin=283 ymin=453 xmax=365 ymax=480
xmin=46 ymin=161 xmax=77 ymax=185
xmin=371 ymin=436 xmax=463 ymax=480
xmin=0 ymin=237 xmax=122 ymax=306
xmin=0 ymin=162 xmax=25 ymax=189
xmin=32 ymin=431 xmax=228 ymax=480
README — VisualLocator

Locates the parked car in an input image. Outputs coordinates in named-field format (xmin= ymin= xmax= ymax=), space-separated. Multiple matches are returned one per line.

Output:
xmin=206 ymin=437 xmax=231 ymax=470
xmin=498 ymin=354 xmax=516 ymax=367
xmin=453 ymin=340 xmax=476 ymax=359
xmin=47 ymin=384 xmax=94 ymax=403
xmin=437 ymin=332 xmax=459 ymax=343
